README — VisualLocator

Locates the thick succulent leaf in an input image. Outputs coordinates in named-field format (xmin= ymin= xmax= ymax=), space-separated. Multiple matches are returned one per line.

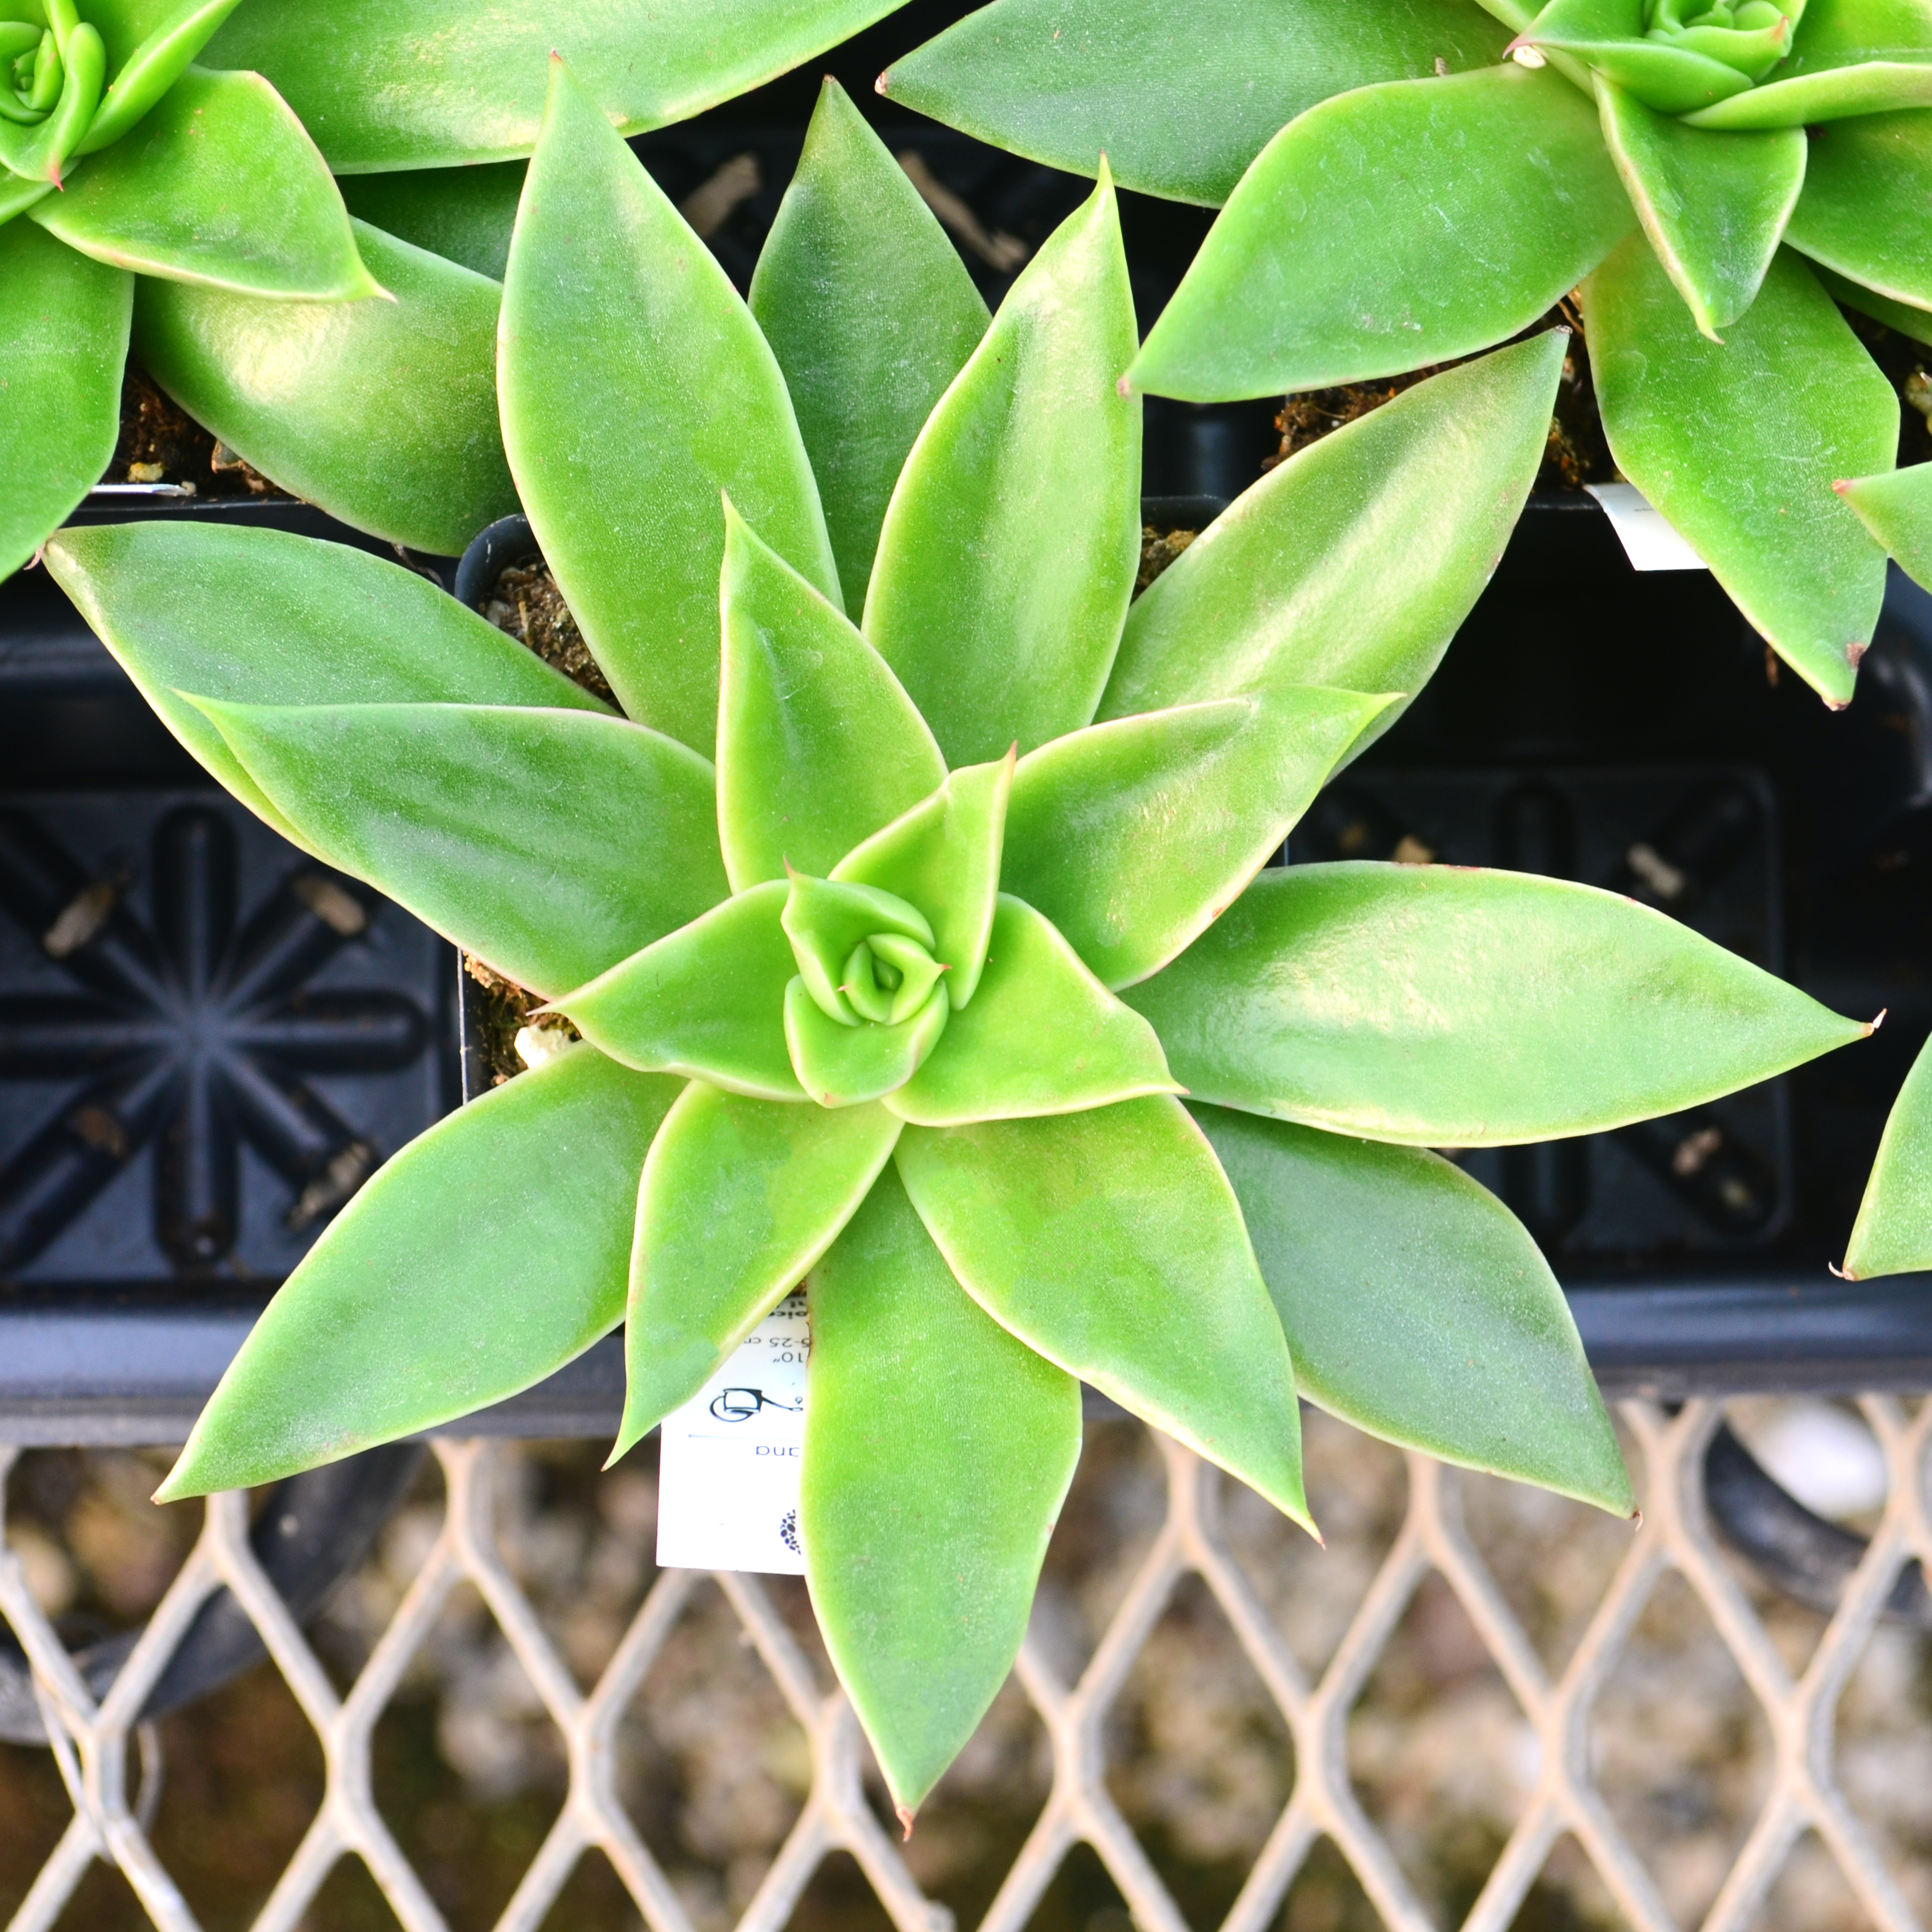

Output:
xmin=134 ymin=219 xmax=515 ymax=556
xmin=1838 ymin=463 xmax=1932 ymax=590
xmin=1124 ymin=863 xmax=1870 ymax=1145
xmin=1788 ymin=108 xmax=1932 ymax=309
xmin=782 ymin=873 xmax=935 ymax=1024
xmin=864 ymin=166 xmax=1139 ymax=766
xmin=338 ymin=162 xmax=525 ymax=281
xmin=895 ymin=1098 xmax=1310 ymax=1529
xmin=1103 ymin=334 xmax=1564 ymax=736
xmin=1596 ymin=78 xmax=1805 ymax=336
xmin=193 ymin=701 xmax=726 ymax=1000
xmin=1684 ymin=0 xmax=1932 ymax=129
xmin=34 ymin=67 xmax=376 ymax=299
xmin=718 ymin=506 xmax=945 ymax=890
xmin=1813 ymin=261 xmax=1932 ymax=344
xmin=44 ymin=522 xmax=600 ymax=841
xmin=501 ymin=59 xmax=837 ymax=754
xmin=804 ymin=1165 xmax=1079 ymax=1815
xmin=885 ymin=897 xmax=1176 ymax=1126
xmin=1127 ymin=68 xmax=1632 ymax=400
xmin=748 ymin=79 xmax=989 ymax=614
xmin=0 ymin=219 xmax=129 ymax=580
xmin=615 ymin=1083 xmax=900 ymax=1456
xmin=556 ymin=883 xmax=804 ymax=1102
xmin=203 ymin=0 xmax=905 ymax=172
xmin=1003 ymin=690 xmax=1395 ymax=990
xmin=1844 ymin=1033 xmax=1932 ymax=1279
xmin=158 ymin=1045 xmax=678 ymax=1498
xmin=786 ymin=979 xmax=951 ymax=1107
xmin=879 ymin=0 xmax=1511 ymax=209
xmin=74 ymin=0 xmax=247 ymax=155
xmin=1584 ymin=239 xmax=1896 ymax=706
xmin=1195 ymin=1106 xmax=1633 ymax=1514
xmin=832 ymin=757 xmax=1013 ymax=1008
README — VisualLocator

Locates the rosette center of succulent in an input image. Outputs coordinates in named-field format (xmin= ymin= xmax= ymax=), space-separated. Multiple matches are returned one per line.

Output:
xmin=782 ymin=871 xmax=948 ymax=1029
xmin=0 ymin=6 xmax=103 ymax=180
xmin=1640 ymin=0 xmax=1798 ymax=81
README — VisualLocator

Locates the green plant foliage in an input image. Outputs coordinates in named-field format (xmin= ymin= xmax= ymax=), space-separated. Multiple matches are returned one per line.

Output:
xmin=891 ymin=0 xmax=1926 ymax=694
xmin=1844 ymin=1034 xmax=1932 ymax=1278
xmin=60 ymin=67 xmax=1870 ymax=1813
xmin=134 ymin=221 xmax=517 ymax=557
xmin=3 ymin=0 xmax=903 ymax=572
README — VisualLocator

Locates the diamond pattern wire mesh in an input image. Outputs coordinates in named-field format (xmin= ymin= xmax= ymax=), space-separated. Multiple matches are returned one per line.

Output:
xmin=3 ymin=1397 xmax=1929 ymax=1932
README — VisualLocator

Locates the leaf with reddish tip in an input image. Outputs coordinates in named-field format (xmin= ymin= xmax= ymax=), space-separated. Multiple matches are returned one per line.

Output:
xmin=805 ymin=1166 xmax=1079 ymax=1815
xmin=1196 ymin=1106 xmax=1633 ymax=1515
xmin=1584 ymin=239 xmax=1896 ymax=705
xmin=895 ymin=1097 xmax=1310 ymax=1530
xmin=1125 ymin=863 xmax=1870 ymax=1145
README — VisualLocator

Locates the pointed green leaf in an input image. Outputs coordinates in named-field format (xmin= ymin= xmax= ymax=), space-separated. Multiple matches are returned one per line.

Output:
xmin=617 ymin=1083 xmax=900 ymax=1454
xmin=1684 ymin=0 xmax=1932 ymax=129
xmin=203 ymin=0 xmax=907 ymax=172
xmin=194 ymin=701 xmax=726 ymax=1000
xmin=34 ymin=67 xmax=377 ymax=299
xmin=1004 ymin=690 xmax=1395 ymax=990
xmin=1102 ymin=334 xmax=1565 ymax=739
xmin=781 ymin=873 xmax=936 ymax=1024
xmin=1124 ymin=863 xmax=1870 ymax=1146
xmin=337 ymin=161 xmax=525 ymax=281
xmin=895 ymin=1098 xmax=1309 ymax=1529
xmin=1127 ymin=67 xmax=1633 ymax=401
xmin=787 ymin=978 xmax=951 ymax=1107
xmin=718 ymin=506 xmax=945 ymax=891
xmin=557 ymin=883 xmax=804 ymax=1102
xmin=0 ymin=218 xmax=129 ymax=580
xmin=158 ymin=1044 xmax=678 ymax=1498
xmin=1840 ymin=463 xmax=1932 ymax=593
xmin=864 ymin=166 xmax=1139 ymax=765
xmin=500 ymin=57 xmax=837 ymax=752
xmin=1787 ymin=108 xmax=1932 ymax=310
xmin=880 ymin=0 xmax=1511 ymax=208
xmin=44 ymin=522 xmax=602 ymax=844
xmin=1844 ymin=1033 xmax=1932 ymax=1278
xmin=804 ymin=1165 xmax=1079 ymax=1815
xmin=132 ymin=219 xmax=516 ymax=556
xmin=1195 ymin=1106 xmax=1633 ymax=1514
xmin=1584 ymin=239 xmax=1896 ymax=706
xmin=1527 ymin=0 xmax=1759 ymax=113
xmin=74 ymin=0 xmax=247 ymax=154
xmin=1596 ymin=77 xmax=1804 ymax=336
xmin=832 ymin=757 xmax=1013 ymax=1008
xmin=748 ymin=78 xmax=989 ymax=613
xmin=886 ymin=897 xmax=1176 ymax=1126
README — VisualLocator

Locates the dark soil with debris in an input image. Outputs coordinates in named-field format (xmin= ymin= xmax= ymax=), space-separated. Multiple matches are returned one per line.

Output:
xmin=462 ymin=953 xmax=576 ymax=1088
xmin=481 ymin=561 xmax=615 ymax=705
xmin=107 ymin=365 xmax=284 ymax=498
xmin=1137 ymin=525 xmax=1197 ymax=593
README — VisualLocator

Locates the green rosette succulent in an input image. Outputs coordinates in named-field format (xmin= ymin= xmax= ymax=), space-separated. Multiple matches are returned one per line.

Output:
xmin=881 ymin=0 xmax=1932 ymax=707
xmin=3 ymin=0 xmax=904 ymax=567
xmin=47 ymin=67 xmax=1871 ymax=1811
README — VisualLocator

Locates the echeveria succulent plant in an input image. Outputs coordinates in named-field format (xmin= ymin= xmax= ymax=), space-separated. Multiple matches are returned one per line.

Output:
xmin=883 ymin=0 xmax=1928 ymax=706
xmin=4 ymin=0 xmax=906 ymax=564
xmin=47 ymin=67 xmax=1871 ymax=1810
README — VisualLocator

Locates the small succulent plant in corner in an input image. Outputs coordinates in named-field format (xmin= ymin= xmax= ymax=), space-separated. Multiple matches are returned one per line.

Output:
xmin=48 ymin=66 xmax=1872 ymax=1811
xmin=883 ymin=0 xmax=1932 ymax=709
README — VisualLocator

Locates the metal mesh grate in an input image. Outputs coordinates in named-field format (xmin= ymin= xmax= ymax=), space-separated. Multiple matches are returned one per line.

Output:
xmin=3 ymin=1397 xmax=1930 ymax=1932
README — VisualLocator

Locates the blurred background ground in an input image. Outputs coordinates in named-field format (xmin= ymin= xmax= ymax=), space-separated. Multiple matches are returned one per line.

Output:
xmin=3 ymin=1402 xmax=1929 ymax=1932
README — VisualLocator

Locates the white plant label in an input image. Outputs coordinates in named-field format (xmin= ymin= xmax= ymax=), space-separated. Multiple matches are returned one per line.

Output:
xmin=1585 ymin=482 xmax=1709 ymax=573
xmin=655 ymin=1291 xmax=809 ymax=1576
